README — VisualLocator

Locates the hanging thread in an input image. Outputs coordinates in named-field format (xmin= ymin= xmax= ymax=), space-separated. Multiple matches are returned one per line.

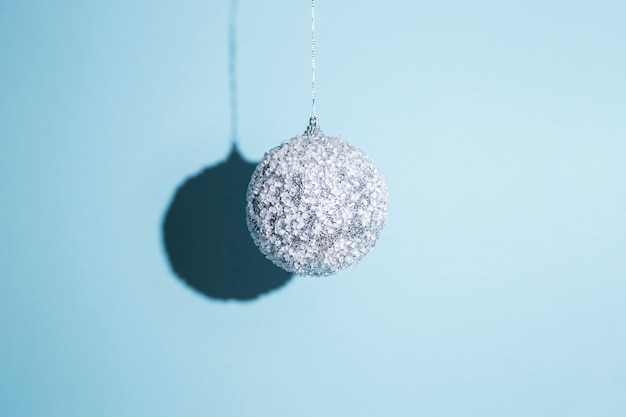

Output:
xmin=310 ymin=0 xmax=317 ymax=127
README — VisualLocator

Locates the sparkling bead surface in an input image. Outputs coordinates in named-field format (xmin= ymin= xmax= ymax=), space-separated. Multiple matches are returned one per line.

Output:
xmin=246 ymin=127 xmax=388 ymax=276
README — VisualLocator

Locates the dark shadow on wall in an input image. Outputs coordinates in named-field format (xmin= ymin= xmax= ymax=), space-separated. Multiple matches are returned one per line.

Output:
xmin=162 ymin=145 xmax=293 ymax=301
xmin=161 ymin=0 xmax=293 ymax=301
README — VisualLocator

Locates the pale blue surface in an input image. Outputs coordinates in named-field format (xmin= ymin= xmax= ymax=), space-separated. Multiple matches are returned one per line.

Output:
xmin=1 ymin=0 xmax=625 ymax=416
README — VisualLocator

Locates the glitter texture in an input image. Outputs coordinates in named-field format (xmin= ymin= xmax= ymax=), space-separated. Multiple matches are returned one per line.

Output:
xmin=246 ymin=126 xmax=388 ymax=276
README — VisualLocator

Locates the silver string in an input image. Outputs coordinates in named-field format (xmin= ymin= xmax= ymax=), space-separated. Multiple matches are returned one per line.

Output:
xmin=310 ymin=0 xmax=317 ymax=126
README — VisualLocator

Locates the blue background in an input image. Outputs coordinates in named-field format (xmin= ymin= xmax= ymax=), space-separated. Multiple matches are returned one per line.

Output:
xmin=1 ymin=0 xmax=625 ymax=416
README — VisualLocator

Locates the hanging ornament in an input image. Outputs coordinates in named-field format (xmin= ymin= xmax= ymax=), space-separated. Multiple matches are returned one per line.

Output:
xmin=246 ymin=0 xmax=388 ymax=276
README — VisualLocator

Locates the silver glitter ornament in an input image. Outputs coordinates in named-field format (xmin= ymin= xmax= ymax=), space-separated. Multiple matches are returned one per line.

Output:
xmin=246 ymin=123 xmax=388 ymax=276
xmin=246 ymin=1 xmax=387 ymax=275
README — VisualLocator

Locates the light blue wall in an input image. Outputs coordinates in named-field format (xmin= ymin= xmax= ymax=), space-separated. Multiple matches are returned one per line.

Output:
xmin=1 ymin=1 xmax=625 ymax=416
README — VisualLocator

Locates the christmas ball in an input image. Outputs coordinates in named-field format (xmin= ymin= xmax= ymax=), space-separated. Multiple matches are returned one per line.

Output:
xmin=246 ymin=125 xmax=388 ymax=276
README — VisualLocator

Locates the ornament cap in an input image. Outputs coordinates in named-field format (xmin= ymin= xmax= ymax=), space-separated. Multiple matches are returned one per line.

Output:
xmin=305 ymin=117 xmax=321 ymax=136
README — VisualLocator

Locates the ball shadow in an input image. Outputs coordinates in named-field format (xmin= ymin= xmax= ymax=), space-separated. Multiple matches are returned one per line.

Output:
xmin=162 ymin=145 xmax=294 ymax=301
